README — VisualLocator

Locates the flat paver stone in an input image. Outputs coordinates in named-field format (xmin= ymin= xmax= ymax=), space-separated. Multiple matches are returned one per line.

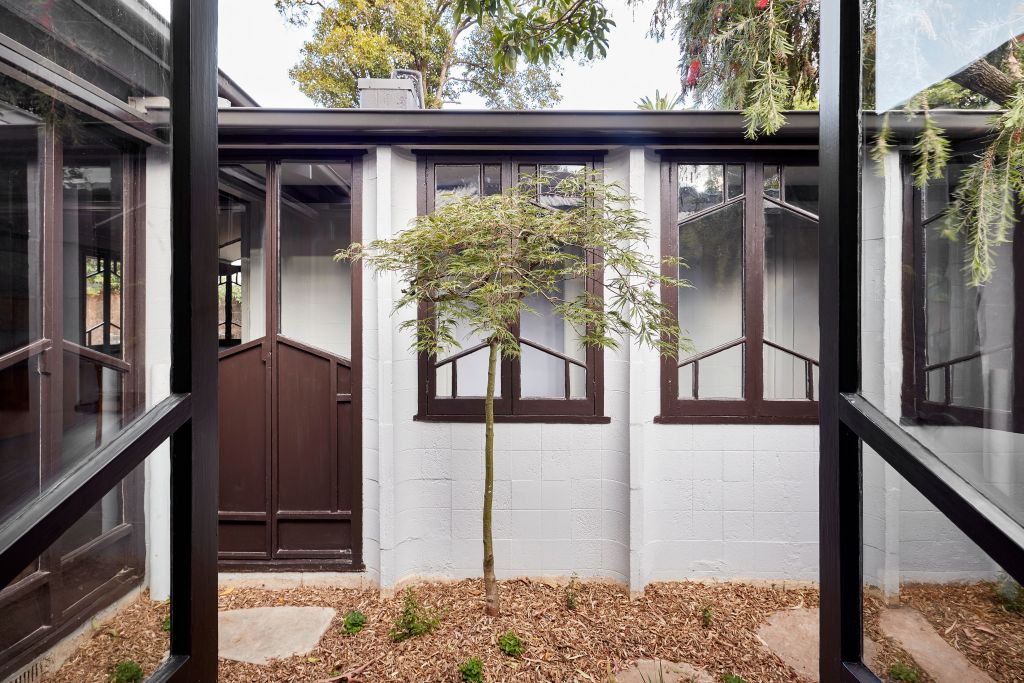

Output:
xmin=218 ymin=606 xmax=336 ymax=665
xmin=878 ymin=607 xmax=995 ymax=683
xmin=616 ymin=659 xmax=714 ymax=683
xmin=757 ymin=607 xmax=880 ymax=681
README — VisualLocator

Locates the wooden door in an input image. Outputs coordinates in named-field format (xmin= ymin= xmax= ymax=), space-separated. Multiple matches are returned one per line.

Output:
xmin=217 ymin=159 xmax=361 ymax=570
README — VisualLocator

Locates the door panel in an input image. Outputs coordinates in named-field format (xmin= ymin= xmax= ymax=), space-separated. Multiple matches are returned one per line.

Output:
xmin=276 ymin=339 xmax=335 ymax=513
xmin=218 ymin=342 xmax=268 ymax=513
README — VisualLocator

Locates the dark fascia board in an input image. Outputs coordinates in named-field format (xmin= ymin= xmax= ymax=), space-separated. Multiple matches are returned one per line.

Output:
xmin=864 ymin=110 xmax=999 ymax=141
xmin=216 ymin=108 xmax=822 ymax=146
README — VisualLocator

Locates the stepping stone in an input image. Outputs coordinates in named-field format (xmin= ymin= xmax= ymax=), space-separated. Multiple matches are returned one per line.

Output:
xmin=878 ymin=607 xmax=995 ymax=683
xmin=616 ymin=659 xmax=714 ymax=683
xmin=757 ymin=607 xmax=881 ymax=681
xmin=218 ymin=606 xmax=336 ymax=665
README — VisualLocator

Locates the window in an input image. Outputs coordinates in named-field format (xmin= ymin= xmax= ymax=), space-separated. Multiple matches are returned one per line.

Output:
xmin=417 ymin=155 xmax=605 ymax=422
xmin=659 ymin=158 xmax=820 ymax=423
xmin=902 ymin=151 xmax=1022 ymax=432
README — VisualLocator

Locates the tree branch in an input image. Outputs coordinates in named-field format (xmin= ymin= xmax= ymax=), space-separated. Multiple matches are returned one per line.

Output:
xmin=949 ymin=58 xmax=1018 ymax=107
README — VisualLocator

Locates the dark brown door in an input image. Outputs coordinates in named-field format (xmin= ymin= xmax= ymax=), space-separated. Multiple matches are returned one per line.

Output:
xmin=217 ymin=160 xmax=361 ymax=570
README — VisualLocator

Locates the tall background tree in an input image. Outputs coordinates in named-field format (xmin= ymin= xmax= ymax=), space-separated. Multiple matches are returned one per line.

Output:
xmin=274 ymin=0 xmax=584 ymax=108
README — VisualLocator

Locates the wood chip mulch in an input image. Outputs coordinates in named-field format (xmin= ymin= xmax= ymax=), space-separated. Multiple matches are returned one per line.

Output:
xmin=864 ymin=581 xmax=1024 ymax=683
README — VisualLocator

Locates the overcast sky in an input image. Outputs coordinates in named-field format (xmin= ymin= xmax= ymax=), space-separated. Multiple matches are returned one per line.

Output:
xmin=146 ymin=0 xmax=683 ymax=110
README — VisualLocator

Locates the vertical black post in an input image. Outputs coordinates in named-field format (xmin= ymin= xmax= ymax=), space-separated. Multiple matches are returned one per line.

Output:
xmin=819 ymin=0 xmax=865 ymax=680
xmin=169 ymin=0 xmax=218 ymax=680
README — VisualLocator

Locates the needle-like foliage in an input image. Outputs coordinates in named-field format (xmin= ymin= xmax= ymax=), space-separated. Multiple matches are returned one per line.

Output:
xmin=337 ymin=169 xmax=691 ymax=614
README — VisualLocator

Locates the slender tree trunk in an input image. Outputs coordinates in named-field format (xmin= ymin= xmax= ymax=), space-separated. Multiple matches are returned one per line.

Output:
xmin=950 ymin=58 xmax=1017 ymax=107
xmin=483 ymin=339 xmax=499 ymax=616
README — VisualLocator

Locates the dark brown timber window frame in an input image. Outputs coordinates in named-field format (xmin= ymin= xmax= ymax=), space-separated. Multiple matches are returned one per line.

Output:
xmin=900 ymin=148 xmax=1024 ymax=434
xmin=658 ymin=152 xmax=820 ymax=425
xmin=415 ymin=153 xmax=607 ymax=424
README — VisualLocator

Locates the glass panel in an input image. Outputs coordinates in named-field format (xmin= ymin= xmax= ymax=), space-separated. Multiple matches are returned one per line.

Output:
xmin=782 ymin=165 xmax=819 ymax=215
xmin=537 ymin=163 xmax=585 ymax=211
xmin=861 ymin=0 xmax=1024 ymax=528
xmin=520 ymin=252 xmax=587 ymax=399
xmin=435 ymin=164 xmax=480 ymax=206
xmin=0 ymin=359 xmax=41 ymax=528
xmin=279 ymin=162 xmax=353 ymax=359
xmin=217 ymin=164 xmax=267 ymax=348
xmin=678 ymin=164 xmax=724 ymax=219
xmin=726 ymin=164 xmax=744 ymax=199
xmin=61 ymin=353 xmax=126 ymax=472
xmin=862 ymin=447 xmax=1022 ymax=683
xmin=0 ymin=0 xmax=172 ymax=105
xmin=763 ymin=205 xmax=819 ymax=400
xmin=678 ymin=200 xmax=744 ymax=361
xmin=63 ymin=146 xmax=124 ymax=359
xmin=0 ymin=127 xmax=42 ymax=356
xmin=435 ymin=318 xmax=501 ymax=399
xmin=677 ymin=363 xmax=694 ymax=399
xmin=763 ymin=164 xmax=780 ymax=199
xmin=1 ymin=458 xmax=171 ymax=680
xmin=690 ymin=343 xmax=744 ymax=399
xmin=483 ymin=163 xmax=502 ymax=195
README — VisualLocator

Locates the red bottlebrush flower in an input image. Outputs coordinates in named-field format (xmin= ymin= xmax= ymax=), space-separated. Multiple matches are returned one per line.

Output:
xmin=686 ymin=59 xmax=700 ymax=87
xmin=758 ymin=0 xmax=769 ymax=9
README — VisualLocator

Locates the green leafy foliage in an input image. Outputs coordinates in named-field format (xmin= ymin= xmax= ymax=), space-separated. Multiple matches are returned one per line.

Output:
xmin=498 ymin=630 xmax=524 ymax=656
xmin=162 ymin=614 xmax=171 ymax=632
xmin=721 ymin=675 xmax=749 ymax=683
xmin=637 ymin=89 xmax=682 ymax=110
xmin=889 ymin=661 xmax=921 ymax=683
xmin=342 ymin=609 xmax=367 ymax=634
xmin=701 ymin=605 xmax=713 ymax=629
xmin=563 ymin=573 xmax=582 ymax=612
xmin=275 ymin=0 xmax=565 ymax=109
xmin=389 ymin=589 xmax=440 ymax=642
xmin=995 ymin=576 xmax=1024 ymax=613
xmin=108 ymin=660 xmax=144 ymax=683
xmin=459 ymin=656 xmax=485 ymax=682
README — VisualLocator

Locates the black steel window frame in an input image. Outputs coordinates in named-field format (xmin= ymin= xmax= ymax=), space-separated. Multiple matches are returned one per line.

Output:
xmin=415 ymin=152 xmax=607 ymax=424
xmin=657 ymin=151 xmax=820 ymax=425
xmin=819 ymin=2 xmax=1024 ymax=682
xmin=0 ymin=1 xmax=219 ymax=681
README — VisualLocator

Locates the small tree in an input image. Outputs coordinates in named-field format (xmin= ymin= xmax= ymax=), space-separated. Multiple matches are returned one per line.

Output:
xmin=338 ymin=170 xmax=689 ymax=615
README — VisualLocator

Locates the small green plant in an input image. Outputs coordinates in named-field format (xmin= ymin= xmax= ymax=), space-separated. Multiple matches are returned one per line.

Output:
xmin=389 ymin=589 xmax=439 ymax=642
xmin=459 ymin=656 xmax=484 ymax=683
xmin=995 ymin=576 xmax=1024 ymax=613
xmin=889 ymin=662 xmax=921 ymax=683
xmin=565 ymin=574 xmax=581 ymax=611
xmin=721 ymin=675 xmax=748 ymax=683
xmin=162 ymin=613 xmax=171 ymax=632
xmin=108 ymin=660 xmax=144 ymax=683
xmin=701 ymin=605 xmax=714 ymax=629
xmin=498 ymin=630 xmax=523 ymax=657
xmin=342 ymin=609 xmax=366 ymax=635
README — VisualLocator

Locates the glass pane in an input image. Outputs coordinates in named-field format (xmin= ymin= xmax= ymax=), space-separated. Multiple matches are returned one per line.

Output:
xmin=520 ymin=261 xmax=587 ymax=399
xmin=678 ymin=201 xmax=744 ymax=355
xmin=0 ymin=1 xmax=172 ymax=105
xmin=61 ymin=352 xmax=126 ymax=474
xmin=782 ymin=166 xmax=819 ymax=215
xmin=726 ymin=164 xmax=744 ymax=199
xmin=0 ymin=359 xmax=41 ymax=528
xmin=1 ymin=457 xmax=171 ymax=680
xmin=217 ymin=164 xmax=267 ymax=348
xmin=63 ymin=147 xmax=124 ymax=358
xmin=690 ymin=343 xmax=744 ymax=399
xmin=483 ymin=163 xmax=502 ymax=195
xmin=435 ymin=164 xmax=480 ymax=206
xmin=861 ymin=0 xmax=1024 ymax=528
xmin=862 ymin=447 xmax=1022 ymax=683
xmin=537 ymin=163 xmax=585 ymax=211
xmin=0 ymin=127 xmax=42 ymax=356
xmin=435 ymin=318 xmax=501 ymax=399
xmin=677 ymin=363 xmax=694 ymax=399
xmin=678 ymin=164 xmax=724 ymax=219
xmin=763 ymin=164 xmax=780 ymax=199
xmin=279 ymin=162 xmax=353 ymax=359
xmin=763 ymin=205 xmax=819 ymax=400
